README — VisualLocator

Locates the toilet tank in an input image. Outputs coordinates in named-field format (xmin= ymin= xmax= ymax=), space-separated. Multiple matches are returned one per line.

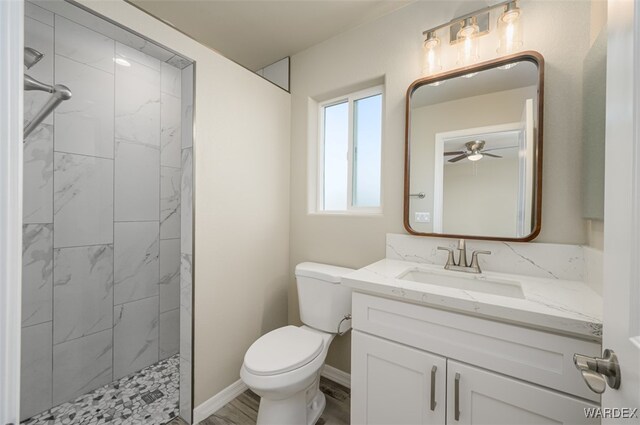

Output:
xmin=295 ymin=262 xmax=354 ymax=333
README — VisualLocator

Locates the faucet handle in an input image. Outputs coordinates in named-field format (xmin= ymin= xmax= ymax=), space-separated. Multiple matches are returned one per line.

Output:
xmin=472 ymin=250 xmax=491 ymax=256
xmin=437 ymin=246 xmax=456 ymax=267
xmin=470 ymin=250 xmax=491 ymax=272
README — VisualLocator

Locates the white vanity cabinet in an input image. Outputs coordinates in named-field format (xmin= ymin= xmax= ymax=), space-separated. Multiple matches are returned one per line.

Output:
xmin=352 ymin=330 xmax=446 ymax=424
xmin=447 ymin=361 xmax=598 ymax=425
xmin=350 ymin=292 xmax=602 ymax=425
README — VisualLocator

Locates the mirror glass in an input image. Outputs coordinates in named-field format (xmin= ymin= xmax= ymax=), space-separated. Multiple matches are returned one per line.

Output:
xmin=405 ymin=53 xmax=542 ymax=240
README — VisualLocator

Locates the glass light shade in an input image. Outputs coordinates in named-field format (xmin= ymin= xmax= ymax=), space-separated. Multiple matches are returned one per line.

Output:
xmin=422 ymin=33 xmax=442 ymax=77
xmin=468 ymin=152 xmax=483 ymax=161
xmin=497 ymin=3 xmax=523 ymax=55
xmin=456 ymin=18 xmax=480 ymax=67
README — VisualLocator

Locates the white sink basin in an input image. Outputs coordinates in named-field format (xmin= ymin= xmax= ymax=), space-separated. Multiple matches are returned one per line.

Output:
xmin=397 ymin=268 xmax=525 ymax=299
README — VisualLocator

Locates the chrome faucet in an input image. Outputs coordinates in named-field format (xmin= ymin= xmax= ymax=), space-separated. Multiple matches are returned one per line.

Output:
xmin=437 ymin=239 xmax=491 ymax=274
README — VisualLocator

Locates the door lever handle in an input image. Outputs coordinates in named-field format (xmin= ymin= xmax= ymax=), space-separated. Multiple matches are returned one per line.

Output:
xmin=573 ymin=349 xmax=621 ymax=394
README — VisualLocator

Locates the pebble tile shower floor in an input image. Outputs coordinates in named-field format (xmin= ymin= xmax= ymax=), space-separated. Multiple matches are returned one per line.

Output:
xmin=21 ymin=355 xmax=180 ymax=425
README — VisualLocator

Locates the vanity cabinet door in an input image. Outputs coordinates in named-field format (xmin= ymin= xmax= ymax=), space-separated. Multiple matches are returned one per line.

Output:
xmin=446 ymin=361 xmax=599 ymax=425
xmin=351 ymin=330 xmax=446 ymax=425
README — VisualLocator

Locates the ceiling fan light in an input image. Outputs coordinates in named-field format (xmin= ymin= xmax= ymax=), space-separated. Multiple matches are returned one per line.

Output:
xmin=468 ymin=152 xmax=483 ymax=161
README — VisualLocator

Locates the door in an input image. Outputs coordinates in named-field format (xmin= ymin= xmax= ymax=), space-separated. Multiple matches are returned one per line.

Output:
xmin=599 ymin=0 xmax=640 ymax=419
xmin=517 ymin=98 xmax=534 ymax=238
xmin=351 ymin=330 xmax=446 ymax=425
xmin=0 ymin=0 xmax=24 ymax=423
xmin=432 ymin=123 xmax=521 ymax=234
xmin=447 ymin=361 xmax=599 ymax=425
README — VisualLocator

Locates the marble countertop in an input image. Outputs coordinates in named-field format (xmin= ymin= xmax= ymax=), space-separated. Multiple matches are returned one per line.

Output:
xmin=342 ymin=259 xmax=603 ymax=341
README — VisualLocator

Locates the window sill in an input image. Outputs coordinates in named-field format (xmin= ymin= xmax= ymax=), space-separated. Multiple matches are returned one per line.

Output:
xmin=308 ymin=210 xmax=384 ymax=218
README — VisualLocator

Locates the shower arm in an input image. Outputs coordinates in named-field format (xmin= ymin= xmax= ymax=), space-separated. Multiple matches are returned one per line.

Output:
xmin=23 ymin=74 xmax=72 ymax=139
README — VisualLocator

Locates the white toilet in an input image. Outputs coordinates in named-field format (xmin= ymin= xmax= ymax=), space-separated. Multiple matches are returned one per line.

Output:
xmin=240 ymin=262 xmax=354 ymax=425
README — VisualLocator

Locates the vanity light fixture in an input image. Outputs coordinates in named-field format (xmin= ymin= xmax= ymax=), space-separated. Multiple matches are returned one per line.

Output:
xmin=456 ymin=17 xmax=480 ymax=70
xmin=497 ymin=1 xmax=523 ymax=69
xmin=422 ymin=30 xmax=442 ymax=77
xmin=497 ymin=2 xmax=523 ymax=55
xmin=421 ymin=0 xmax=524 ymax=76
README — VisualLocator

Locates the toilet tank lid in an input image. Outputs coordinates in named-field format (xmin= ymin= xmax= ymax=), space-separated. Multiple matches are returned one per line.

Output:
xmin=295 ymin=262 xmax=355 ymax=283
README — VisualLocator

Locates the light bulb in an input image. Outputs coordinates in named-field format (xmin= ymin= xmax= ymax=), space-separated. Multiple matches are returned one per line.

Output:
xmin=497 ymin=2 xmax=523 ymax=55
xmin=456 ymin=17 xmax=480 ymax=67
xmin=468 ymin=152 xmax=483 ymax=161
xmin=422 ymin=31 xmax=442 ymax=77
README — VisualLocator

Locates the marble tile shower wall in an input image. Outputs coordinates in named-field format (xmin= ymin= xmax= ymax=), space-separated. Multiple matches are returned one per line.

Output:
xmin=21 ymin=6 xmax=183 ymax=420
xmin=179 ymin=64 xmax=193 ymax=424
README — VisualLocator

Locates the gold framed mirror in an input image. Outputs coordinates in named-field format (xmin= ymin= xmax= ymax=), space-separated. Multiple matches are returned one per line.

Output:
xmin=404 ymin=51 xmax=544 ymax=241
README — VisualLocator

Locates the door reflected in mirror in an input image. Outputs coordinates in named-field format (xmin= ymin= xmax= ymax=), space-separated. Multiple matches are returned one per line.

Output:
xmin=405 ymin=52 xmax=543 ymax=241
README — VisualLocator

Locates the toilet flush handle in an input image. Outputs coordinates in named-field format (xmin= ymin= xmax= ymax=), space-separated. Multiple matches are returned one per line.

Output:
xmin=337 ymin=314 xmax=352 ymax=336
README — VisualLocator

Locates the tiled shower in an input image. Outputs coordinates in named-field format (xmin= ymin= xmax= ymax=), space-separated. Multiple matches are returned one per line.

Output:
xmin=21 ymin=2 xmax=193 ymax=422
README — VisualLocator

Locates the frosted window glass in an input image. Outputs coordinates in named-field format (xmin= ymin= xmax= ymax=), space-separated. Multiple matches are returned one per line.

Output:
xmin=323 ymin=102 xmax=348 ymax=210
xmin=353 ymin=94 xmax=382 ymax=207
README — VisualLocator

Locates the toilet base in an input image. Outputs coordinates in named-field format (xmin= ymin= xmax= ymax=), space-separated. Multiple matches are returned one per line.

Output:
xmin=256 ymin=377 xmax=326 ymax=425
xmin=308 ymin=390 xmax=326 ymax=425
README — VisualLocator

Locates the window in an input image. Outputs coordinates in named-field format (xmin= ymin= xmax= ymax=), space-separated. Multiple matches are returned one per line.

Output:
xmin=317 ymin=86 xmax=383 ymax=213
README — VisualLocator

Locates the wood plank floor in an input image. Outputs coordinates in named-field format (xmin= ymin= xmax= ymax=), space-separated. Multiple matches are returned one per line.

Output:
xmin=169 ymin=377 xmax=350 ymax=425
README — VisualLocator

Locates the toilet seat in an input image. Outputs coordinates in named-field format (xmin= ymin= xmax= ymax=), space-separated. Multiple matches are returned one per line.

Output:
xmin=244 ymin=326 xmax=324 ymax=376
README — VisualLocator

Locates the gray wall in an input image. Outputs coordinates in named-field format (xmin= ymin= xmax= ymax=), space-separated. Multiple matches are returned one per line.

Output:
xmin=21 ymin=4 xmax=185 ymax=419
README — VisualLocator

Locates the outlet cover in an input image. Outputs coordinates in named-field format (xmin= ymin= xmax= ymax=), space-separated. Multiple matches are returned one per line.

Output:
xmin=415 ymin=212 xmax=431 ymax=223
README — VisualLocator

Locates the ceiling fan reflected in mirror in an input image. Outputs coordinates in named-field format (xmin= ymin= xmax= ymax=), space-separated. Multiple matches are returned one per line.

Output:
xmin=444 ymin=140 xmax=505 ymax=163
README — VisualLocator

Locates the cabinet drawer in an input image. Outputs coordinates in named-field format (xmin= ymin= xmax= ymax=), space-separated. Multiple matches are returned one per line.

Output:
xmin=352 ymin=292 xmax=601 ymax=402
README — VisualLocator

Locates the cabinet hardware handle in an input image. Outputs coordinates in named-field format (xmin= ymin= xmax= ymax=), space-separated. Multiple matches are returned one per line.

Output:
xmin=454 ymin=372 xmax=461 ymax=421
xmin=430 ymin=365 xmax=437 ymax=411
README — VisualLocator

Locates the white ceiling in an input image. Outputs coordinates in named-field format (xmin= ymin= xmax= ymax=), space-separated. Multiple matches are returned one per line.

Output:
xmin=129 ymin=0 xmax=413 ymax=71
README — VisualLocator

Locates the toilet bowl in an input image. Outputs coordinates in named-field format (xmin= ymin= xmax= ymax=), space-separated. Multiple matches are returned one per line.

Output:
xmin=240 ymin=325 xmax=334 ymax=425
xmin=240 ymin=262 xmax=354 ymax=425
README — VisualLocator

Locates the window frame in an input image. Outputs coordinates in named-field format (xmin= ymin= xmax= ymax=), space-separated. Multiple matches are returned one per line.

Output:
xmin=316 ymin=85 xmax=384 ymax=215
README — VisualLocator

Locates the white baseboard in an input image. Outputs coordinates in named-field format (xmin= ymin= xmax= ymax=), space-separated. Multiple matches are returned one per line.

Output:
xmin=322 ymin=365 xmax=351 ymax=389
xmin=193 ymin=379 xmax=248 ymax=424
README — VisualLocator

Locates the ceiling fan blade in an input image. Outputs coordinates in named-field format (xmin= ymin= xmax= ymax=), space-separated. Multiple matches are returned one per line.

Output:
xmin=448 ymin=154 xmax=467 ymax=163
xmin=484 ymin=153 xmax=502 ymax=158
xmin=483 ymin=146 xmax=518 ymax=152
xmin=444 ymin=151 xmax=465 ymax=156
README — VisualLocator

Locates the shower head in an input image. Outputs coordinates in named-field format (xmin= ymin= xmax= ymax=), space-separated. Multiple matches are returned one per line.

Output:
xmin=24 ymin=47 xmax=44 ymax=69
